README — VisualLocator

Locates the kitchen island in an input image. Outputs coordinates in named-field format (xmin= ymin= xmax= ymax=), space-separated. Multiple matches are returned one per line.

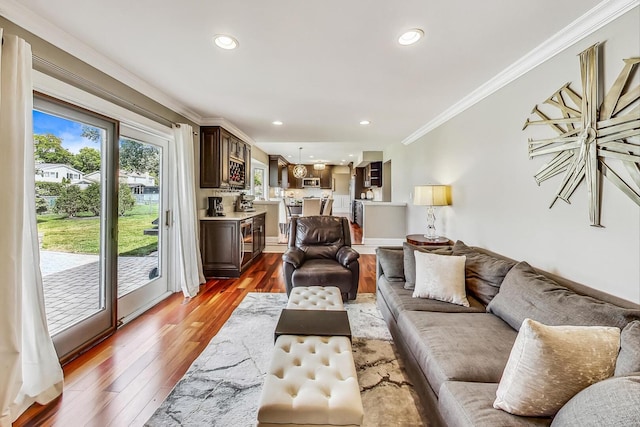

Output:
xmin=353 ymin=200 xmax=407 ymax=245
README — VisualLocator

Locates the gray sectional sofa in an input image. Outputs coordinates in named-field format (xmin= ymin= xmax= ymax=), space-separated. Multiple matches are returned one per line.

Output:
xmin=375 ymin=241 xmax=640 ymax=427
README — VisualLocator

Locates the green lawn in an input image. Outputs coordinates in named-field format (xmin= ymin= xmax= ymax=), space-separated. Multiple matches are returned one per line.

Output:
xmin=37 ymin=204 xmax=159 ymax=256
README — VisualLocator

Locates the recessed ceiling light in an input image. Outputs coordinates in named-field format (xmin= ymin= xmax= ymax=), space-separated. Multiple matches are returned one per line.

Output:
xmin=213 ymin=34 xmax=239 ymax=50
xmin=398 ymin=28 xmax=424 ymax=46
xmin=360 ymin=120 xmax=371 ymax=125
xmin=348 ymin=154 xmax=353 ymax=157
xmin=309 ymin=155 xmax=314 ymax=158
xmin=272 ymin=120 xmax=283 ymax=126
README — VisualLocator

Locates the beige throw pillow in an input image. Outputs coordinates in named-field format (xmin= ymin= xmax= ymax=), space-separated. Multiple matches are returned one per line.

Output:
xmin=412 ymin=251 xmax=469 ymax=307
xmin=494 ymin=318 xmax=620 ymax=417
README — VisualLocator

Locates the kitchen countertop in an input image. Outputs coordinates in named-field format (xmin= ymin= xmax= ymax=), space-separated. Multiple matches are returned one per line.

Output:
xmin=199 ymin=210 xmax=266 ymax=221
xmin=355 ymin=200 xmax=407 ymax=206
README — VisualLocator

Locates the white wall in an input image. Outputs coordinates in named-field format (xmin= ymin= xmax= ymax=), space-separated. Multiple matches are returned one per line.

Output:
xmin=386 ymin=10 xmax=640 ymax=303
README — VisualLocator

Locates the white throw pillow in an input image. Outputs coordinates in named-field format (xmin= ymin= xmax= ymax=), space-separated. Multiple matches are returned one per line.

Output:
xmin=412 ymin=251 xmax=469 ymax=307
xmin=494 ymin=318 xmax=620 ymax=417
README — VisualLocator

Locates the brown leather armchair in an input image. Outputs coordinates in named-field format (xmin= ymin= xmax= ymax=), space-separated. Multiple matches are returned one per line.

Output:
xmin=282 ymin=216 xmax=360 ymax=300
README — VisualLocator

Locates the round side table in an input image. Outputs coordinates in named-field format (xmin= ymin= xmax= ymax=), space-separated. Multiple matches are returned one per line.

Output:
xmin=406 ymin=234 xmax=453 ymax=247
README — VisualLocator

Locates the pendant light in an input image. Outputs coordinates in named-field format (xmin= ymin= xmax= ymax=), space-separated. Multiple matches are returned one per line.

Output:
xmin=293 ymin=147 xmax=308 ymax=178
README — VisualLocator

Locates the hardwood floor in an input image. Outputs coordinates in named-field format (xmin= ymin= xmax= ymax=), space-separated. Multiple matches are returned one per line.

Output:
xmin=14 ymin=252 xmax=377 ymax=427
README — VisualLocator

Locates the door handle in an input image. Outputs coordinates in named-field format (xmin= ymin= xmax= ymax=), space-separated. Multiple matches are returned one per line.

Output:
xmin=165 ymin=210 xmax=171 ymax=227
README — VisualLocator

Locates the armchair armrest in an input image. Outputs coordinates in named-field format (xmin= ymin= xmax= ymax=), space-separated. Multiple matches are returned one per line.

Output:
xmin=282 ymin=247 xmax=305 ymax=268
xmin=336 ymin=246 xmax=359 ymax=267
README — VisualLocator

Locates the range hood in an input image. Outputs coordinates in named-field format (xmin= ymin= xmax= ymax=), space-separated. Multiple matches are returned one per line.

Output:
xmin=355 ymin=151 xmax=383 ymax=167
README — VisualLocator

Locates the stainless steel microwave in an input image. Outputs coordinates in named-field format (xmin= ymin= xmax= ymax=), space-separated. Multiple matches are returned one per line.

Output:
xmin=302 ymin=177 xmax=320 ymax=187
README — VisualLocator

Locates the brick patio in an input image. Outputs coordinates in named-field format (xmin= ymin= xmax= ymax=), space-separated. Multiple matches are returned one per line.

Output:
xmin=41 ymin=252 xmax=159 ymax=335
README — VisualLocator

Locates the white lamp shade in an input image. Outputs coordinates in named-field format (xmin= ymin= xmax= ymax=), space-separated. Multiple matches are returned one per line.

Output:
xmin=414 ymin=185 xmax=451 ymax=206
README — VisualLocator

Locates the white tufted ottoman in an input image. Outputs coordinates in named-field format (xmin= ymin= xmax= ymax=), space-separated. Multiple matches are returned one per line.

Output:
xmin=287 ymin=286 xmax=344 ymax=311
xmin=257 ymin=335 xmax=364 ymax=426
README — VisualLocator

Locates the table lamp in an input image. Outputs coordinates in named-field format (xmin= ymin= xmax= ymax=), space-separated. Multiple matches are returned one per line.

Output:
xmin=413 ymin=185 xmax=452 ymax=240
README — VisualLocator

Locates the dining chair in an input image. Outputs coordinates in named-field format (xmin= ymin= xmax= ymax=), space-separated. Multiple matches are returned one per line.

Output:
xmin=321 ymin=198 xmax=334 ymax=215
xmin=301 ymin=198 xmax=322 ymax=216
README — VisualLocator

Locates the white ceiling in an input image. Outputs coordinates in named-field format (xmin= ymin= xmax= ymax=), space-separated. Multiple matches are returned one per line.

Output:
xmin=5 ymin=0 xmax=611 ymax=164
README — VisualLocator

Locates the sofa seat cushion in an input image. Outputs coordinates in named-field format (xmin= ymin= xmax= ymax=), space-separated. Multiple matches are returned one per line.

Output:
xmin=377 ymin=276 xmax=484 ymax=321
xmin=439 ymin=381 xmax=551 ymax=427
xmin=397 ymin=311 xmax=518 ymax=395
xmin=292 ymin=259 xmax=352 ymax=292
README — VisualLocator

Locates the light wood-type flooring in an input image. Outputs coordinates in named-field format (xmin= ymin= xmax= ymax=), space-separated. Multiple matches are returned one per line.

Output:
xmin=14 ymin=251 xmax=377 ymax=427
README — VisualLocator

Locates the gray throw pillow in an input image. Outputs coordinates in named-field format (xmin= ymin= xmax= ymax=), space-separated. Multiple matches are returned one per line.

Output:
xmin=451 ymin=240 xmax=516 ymax=305
xmin=486 ymin=261 xmax=640 ymax=331
xmin=551 ymin=375 xmax=640 ymax=426
xmin=615 ymin=321 xmax=640 ymax=376
xmin=376 ymin=247 xmax=404 ymax=282
xmin=402 ymin=242 xmax=452 ymax=290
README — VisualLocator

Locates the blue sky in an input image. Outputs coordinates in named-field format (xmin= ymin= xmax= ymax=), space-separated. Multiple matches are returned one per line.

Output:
xmin=33 ymin=110 xmax=101 ymax=154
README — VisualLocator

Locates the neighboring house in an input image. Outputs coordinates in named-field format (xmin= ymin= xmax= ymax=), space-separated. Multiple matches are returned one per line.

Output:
xmin=85 ymin=170 xmax=156 ymax=194
xmin=35 ymin=163 xmax=84 ymax=184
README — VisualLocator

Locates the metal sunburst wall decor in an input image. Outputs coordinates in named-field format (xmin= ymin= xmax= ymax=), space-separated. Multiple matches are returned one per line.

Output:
xmin=523 ymin=42 xmax=639 ymax=227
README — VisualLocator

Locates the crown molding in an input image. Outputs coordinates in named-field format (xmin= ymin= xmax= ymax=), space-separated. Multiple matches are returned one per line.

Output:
xmin=401 ymin=0 xmax=640 ymax=145
xmin=200 ymin=117 xmax=256 ymax=145
xmin=0 ymin=0 xmax=202 ymax=124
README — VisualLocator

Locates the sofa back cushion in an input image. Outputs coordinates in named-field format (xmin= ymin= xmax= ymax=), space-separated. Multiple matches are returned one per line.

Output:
xmin=615 ymin=320 xmax=640 ymax=376
xmin=402 ymin=242 xmax=452 ymax=290
xmin=550 ymin=375 xmax=640 ymax=427
xmin=375 ymin=247 xmax=405 ymax=282
xmin=487 ymin=261 xmax=640 ymax=331
xmin=452 ymin=240 xmax=516 ymax=305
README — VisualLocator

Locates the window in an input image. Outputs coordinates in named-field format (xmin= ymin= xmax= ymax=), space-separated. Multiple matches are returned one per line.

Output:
xmin=253 ymin=167 xmax=266 ymax=199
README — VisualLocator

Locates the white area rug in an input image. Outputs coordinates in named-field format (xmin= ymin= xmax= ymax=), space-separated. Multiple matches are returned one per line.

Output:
xmin=146 ymin=293 xmax=427 ymax=426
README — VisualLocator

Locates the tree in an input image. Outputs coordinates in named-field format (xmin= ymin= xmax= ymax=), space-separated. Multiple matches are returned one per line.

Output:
xmin=118 ymin=183 xmax=135 ymax=216
xmin=83 ymin=183 xmax=101 ymax=216
xmin=54 ymin=185 xmax=83 ymax=217
xmin=72 ymin=147 xmax=101 ymax=173
xmin=35 ymin=196 xmax=49 ymax=214
xmin=81 ymin=125 xmax=102 ymax=143
xmin=35 ymin=181 xmax=65 ymax=196
xmin=34 ymin=134 xmax=74 ymax=164
xmin=119 ymin=139 xmax=159 ymax=180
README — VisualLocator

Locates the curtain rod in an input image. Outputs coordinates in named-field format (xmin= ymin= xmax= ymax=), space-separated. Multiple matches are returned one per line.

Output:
xmin=32 ymin=54 xmax=195 ymax=132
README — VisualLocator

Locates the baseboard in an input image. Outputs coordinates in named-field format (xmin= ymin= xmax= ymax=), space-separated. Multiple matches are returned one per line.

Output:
xmin=362 ymin=237 xmax=405 ymax=246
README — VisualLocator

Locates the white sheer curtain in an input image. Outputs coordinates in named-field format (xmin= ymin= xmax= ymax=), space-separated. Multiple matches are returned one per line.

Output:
xmin=171 ymin=123 xmax=205 ymax=297
xmin=0 ymin=30 xmax=64 ymax=426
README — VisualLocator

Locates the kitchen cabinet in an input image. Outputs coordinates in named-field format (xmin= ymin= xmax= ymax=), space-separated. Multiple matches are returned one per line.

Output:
xmin=200 ymin=126 xmax=251 ymax=190
xmin=253 ymin=213 xmax=266 ymax=257
xmin=269 ymin=155 xmax=289 ymax=188
xmin=363 ymin=161 xmax=382 ymax=188
xmin=200 ymin=220 xmax=240 ymax=277
xmin=319 ymin=165 xmax=333 ymax=189
xmin=200 ymin=212 xmax=266 ymax=278
xmin=285 ymin=164 xmax=330 ymax=189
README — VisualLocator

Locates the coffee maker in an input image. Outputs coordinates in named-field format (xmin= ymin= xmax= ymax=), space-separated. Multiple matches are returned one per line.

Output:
xmin=235 ymin=193 xmax=255 ymax=212
xmin=207 ymin=196 xmax=225 ymax=217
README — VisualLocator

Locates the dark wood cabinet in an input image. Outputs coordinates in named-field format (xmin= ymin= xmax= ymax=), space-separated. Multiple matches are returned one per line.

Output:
xmin=285 ymin=164 xmax=332 ymax=189
xmin=361 ymin=161 xmax=382 ymax=188
xmin=253 ymin=214 xmax=266 ymax=257
xmin=200 ymin=127 xmax=229 ymax=188
xmin=200 ymin=220 xmax=240 ymax=277
xmin=287 ymin=165 xmax=301 ymax=189
xmin=200 ymin=213 xmax=266 ymax=278
xmin=319 ymin=165 xmax=333 ymax=189
xmin=369 ymin=161 xmax=382 ymax=187
xmin=269 ymin=155 xmax=289 ymax=188
xmin=200 ymin=126 xmax=251 ymax=189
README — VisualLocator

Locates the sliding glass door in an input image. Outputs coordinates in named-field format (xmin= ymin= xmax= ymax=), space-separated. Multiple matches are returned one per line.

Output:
xmin=34 ymin=96 xmax=118 ymax=361
xmin=116 ymin=125 xmax=170 ymax=321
